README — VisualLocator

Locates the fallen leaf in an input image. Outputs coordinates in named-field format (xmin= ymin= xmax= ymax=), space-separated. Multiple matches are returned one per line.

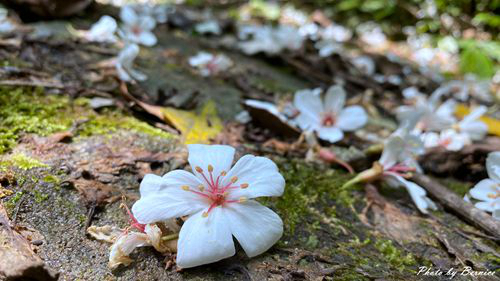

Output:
xmin=162 ymin=100 xmax=223 ymax=144
xmin=0 ymin=185 xmax=13 ymax=199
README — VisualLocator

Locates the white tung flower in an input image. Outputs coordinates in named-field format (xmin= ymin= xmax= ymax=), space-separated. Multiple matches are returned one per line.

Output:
xmin=120 ymin=5 xmax=157 ymax=46
xmin=195 ymin=20 xmax=221 ymax=35
xmin=116 ymin=43 xmax=147 ymax=82
xmin=351 ymin=56 xmax=376 ymax=76
xmin=188 ymin=52 xmax=233 ymax=77
xmin=379 ymin=136 xmax=437 ymax=214
xmin=421 ymin=105 xmax=488 ymax=151
xmin=132 ymin=144 xmax=285 ymax=268
xmin=0 ymin=8 xmax=16 ymax=34
xmin=438 ymin=74 xmax=492 ymax=102
xmin=397 ymin=89 xmax=457 ymax=133
xmin=466 ymin=151 xmax=500 ymax=220
xmin=293 ymin=85 xmax=368 ymax=143
xmin=83 ymin=15 xmax=118 ymax=43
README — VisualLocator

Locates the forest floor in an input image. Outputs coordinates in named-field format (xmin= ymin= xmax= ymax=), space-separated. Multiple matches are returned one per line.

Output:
xmin=0 ymin=3 xmax=499 ymax=281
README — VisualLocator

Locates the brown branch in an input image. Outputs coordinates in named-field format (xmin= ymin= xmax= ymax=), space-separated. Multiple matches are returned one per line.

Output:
xmin=412 ymin=174 xmax=500 ymax=238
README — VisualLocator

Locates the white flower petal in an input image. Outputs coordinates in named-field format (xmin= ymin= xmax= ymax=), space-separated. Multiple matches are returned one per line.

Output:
xmin=223 ymin=155 xmax=285 ymax=199
xmin=379 ymin=136 xmax=405 ymax=169
xmin=176 ymin=208 xmax=235 ymax=268
xmin=384 ymin=173 xmax=435 ymax=214
xmin=316 ymin=126 xmax=343 ymax=143
xmin=475 ymin=201 xmax=495 ymax=213
xmin=324 ymin=85 xmax=345 ymax=114
xmin=187 ymin=144 xmax=235 ymax=181
xmin=486 ymin=151 xmax=500 ymax=183
xmin=336 ymin=105 xmax=367 ymax=131
xmin=223 ymin=201 xmax=282 ymax=257
xmin=293 ymin=89 xmax=323 ymax=129
xmin=459 ymin=120 xmax=488 ymax=140
xmin=469 ymin=179 xmax=497 ymax=202
xmin=137 ymin=174 xmax=168 ymax=197
xmin=132 ymin=172 xmax=207 ymax=223
xmin=120 ymin=6 xmax=138 ymax=26
xmin=138 ymin=31 xmax=157 ymax=46
xmin=139 ymin=16 xmax=156 ymax=30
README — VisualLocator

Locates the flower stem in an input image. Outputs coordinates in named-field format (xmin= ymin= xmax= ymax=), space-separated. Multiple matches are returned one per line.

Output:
xmin=161 ymin=233 xmax=179 ymax=241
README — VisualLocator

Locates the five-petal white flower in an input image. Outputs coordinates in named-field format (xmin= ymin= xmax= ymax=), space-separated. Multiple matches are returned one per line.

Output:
xmin=120 ymin=5 xmax=157 ymax=47
xmin=293 ymin=85 xmax=368 ymax=143
xmin=466 ymin=151 xmax=500 ymax=220
xmin=188 ymin=52 xmax=233 ymax=77
xmin=132 ymin=144 xmax=285 ymax=268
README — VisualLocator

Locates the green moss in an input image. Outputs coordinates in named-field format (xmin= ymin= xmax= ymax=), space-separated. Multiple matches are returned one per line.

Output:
xmin=438 ymin=178 xmax=471 ymax=196
xmin=43 ymin=174 xmax=61 ymax=184
xmin=4 ymin=191 xmax=24 ymax=213
xmin=0 ymin=87 xmax=73 ymax=153
xmin=374 ymin=239 xmax=417 ymax=271
xmin=0 ymin=153 xmax=48 ymax=170
xmin=266 ymin=159 xmax=355 ymax=233
xmin=33 ymin=189 xmax=49 ymax=203
xmin=0 ymin=86 xmax=172 ymax=154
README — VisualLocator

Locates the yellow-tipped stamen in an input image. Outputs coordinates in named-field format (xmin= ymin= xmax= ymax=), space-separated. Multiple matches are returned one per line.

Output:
xmin=182 ymin=185 xmax=190 ymax=191
xmin=198 ymin=184 xmax=205 ymax=192
xmin=231 ymin=176 xmax=238 ymax=183
xmin=240 ymin=183 xmax=249 ymax=189
xmin=221 ymin=171 xmax=227 ymax=176
xmin=223 ymin=191 xmax=229 ymax=197
xmin=341 ymin=162 xmax=384 ymax=189
xmin=195 ymin=166 xmax=203 ymax=173
xmin=239 ymin=197 xmax=247 ymax=203
xmin=208 ymin=164 xmax=214 ymax=172
xmin=202 ymin=212 xmax=208 ymax=218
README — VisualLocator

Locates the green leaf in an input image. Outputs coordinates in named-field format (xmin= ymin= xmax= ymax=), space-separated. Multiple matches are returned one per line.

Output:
xmin=459 ymin=47 xmax=494 ymax=79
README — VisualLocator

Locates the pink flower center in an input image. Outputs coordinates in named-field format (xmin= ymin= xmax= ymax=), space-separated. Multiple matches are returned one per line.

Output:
xmin=183 ymin=165 xmax=248 ymax=218
xmin=439 ymin=137 xmax=452 ymax=148
xmin=321 ymin=113 xmax=336 ymax=127
xmin=131 ymin=25 xmax=142 ymax=35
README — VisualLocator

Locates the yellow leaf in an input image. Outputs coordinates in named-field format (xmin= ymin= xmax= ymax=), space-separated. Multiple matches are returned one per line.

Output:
xmin=455 ymin=104 xmax=500 ymax=136
xmin=162 ymin=101 xmax=223 ymax=144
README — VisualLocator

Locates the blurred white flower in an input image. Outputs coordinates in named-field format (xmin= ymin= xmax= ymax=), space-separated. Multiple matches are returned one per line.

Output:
xmin=397 ymin=89 xmax=457 ymax=132
xmin=0 ymin=8 xmax=16 ymax=34
xmin=465 ymin=151 xmax=500 ymax=220
xmin=421 ymin=129 xmax=469 ymax=151
xmin=116 ymin=43 xmax=147 ymax=82
xmin=314 ymin=24 xmax=352 ymax=57
xmin=132 ymin=144 xmax=285 ymax=268
xmin=357 ymin=22 xmax=387 ymax=47
xmin=438 ymin=74 xmax=492 ymax=102
xmin=402 ymin=87 xmax=424 ymax=100
xmin=238 ymin=24 xmax=304 ymax=55
xmin=120 ymin=5 xmax=157 ymax=46
xmin=293 ymin=85 xmax=367 ymax=143
xmin=195 ymin=20 xmax=221 ymax=35
xmin=280 ymin=5 xmax=308 ymax=26
xmin=83 ymin=15 xmax=118 ymax=43
xmin=188 ymin=52 xmax=233 ymax=76
xmin=421 ymin=105 xmax=488 ymax=151
xmin=351 ymin=56 xmax=375 ymax=76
